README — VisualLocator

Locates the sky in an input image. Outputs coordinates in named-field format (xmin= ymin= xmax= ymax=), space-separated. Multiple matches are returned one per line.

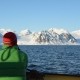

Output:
xmin=0 ymin=0 xmax=80 ymax=33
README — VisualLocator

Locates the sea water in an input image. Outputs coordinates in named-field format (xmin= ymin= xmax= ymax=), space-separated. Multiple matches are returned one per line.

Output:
xmin=19 ymin=45 xmax=80 ymax=75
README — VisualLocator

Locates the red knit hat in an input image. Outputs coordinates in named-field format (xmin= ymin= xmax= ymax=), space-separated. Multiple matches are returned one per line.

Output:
xmin=3 ymin=32 xmax=17 ymax=46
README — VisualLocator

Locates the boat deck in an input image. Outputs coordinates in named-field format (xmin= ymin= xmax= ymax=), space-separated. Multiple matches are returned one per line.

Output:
xmin=26 ymin=70 xmax=80 ymax=80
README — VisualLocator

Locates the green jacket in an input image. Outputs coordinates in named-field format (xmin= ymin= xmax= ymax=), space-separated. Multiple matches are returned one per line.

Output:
xmin=0 ymin=45 xmax=28 ymax=80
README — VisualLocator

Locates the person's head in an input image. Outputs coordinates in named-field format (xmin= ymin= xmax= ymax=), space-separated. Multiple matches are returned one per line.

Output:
xmin=3 ymin=32 xmax=17 ymax=46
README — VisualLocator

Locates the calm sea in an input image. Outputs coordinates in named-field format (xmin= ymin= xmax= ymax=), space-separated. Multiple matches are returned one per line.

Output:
xmin=19 ymin=45 xmax=80 ymax=75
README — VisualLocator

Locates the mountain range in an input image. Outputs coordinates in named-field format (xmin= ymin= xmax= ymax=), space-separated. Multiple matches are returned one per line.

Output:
xmin=0 ymin=28 xmax=80 ymax=45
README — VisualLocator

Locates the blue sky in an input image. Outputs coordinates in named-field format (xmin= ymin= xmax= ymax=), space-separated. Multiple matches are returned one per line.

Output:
xmin=0 ymin=0 xmax=80 ymax=33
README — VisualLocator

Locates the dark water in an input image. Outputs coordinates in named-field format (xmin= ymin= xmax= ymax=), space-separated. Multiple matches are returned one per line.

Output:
xmin=19 ymin=45 xmax=80 ymax=75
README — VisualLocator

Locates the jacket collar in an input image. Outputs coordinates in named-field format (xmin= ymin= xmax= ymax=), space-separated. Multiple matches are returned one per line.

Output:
xmin=2 ymin=45 xmax=18 ymax=49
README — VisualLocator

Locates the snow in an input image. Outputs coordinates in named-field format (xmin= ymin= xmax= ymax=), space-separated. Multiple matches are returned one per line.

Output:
xmin=18 ymin=28 xmax=76 ymax=45
xmin=0 ymin=28 xmax=80 ymax=45
xmin=71 ymin=30 xmax=80 ymax=39
xmin=0 ymin=28 xmax=12 ymax=35
xmin=71 ymin=30 xmax=80 ymax=44
xmin=19 ymin=29 xmax=32 ymax=36
xmin=48 ymin=28 xmax=69 ymax=34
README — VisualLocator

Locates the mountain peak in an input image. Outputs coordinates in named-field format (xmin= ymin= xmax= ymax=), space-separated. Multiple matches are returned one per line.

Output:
xmin=0 ymin=28 xmax=79 ymax=45
xmin=20 ymin=29 xmax=32 ymax=36
xmin=48 ymin=28 xmax=69 ymax=35
xmin=17 ymin=28 xmax=76 ymax=45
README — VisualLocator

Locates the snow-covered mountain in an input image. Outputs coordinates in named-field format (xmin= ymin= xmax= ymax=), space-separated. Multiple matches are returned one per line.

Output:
xmin=0 ymin=28 xmax=12 ymax=35
xmin=71 ymin=30 xmax=80 ymax=39
xmin=0 ymin=28 xmax=79 ymax=45
xmin=71 ymin=30 xmax=80 ymax=44
xmin=18 ymin=28 xmax=77 ymax=45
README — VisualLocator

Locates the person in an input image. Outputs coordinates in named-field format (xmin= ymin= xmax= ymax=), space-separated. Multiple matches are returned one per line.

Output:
xmin=0 ymin=32 xmax=28 ymax=80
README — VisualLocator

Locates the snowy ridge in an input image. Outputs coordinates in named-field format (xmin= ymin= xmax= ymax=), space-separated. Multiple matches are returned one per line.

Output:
xmin=71 ymin=30 xmax=80 ymax=39
xmin=18 ymin=28 xmax=77 ymax=45
xmin=19 ymin=29 xmax=32 ymax=36
xmin=71 ymin=30 xmax=80 ymax=45
xmin=48 ymin=28 xmax=69 ymax=35
xmin=0 ymin=28 xmax=80 ymax=45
